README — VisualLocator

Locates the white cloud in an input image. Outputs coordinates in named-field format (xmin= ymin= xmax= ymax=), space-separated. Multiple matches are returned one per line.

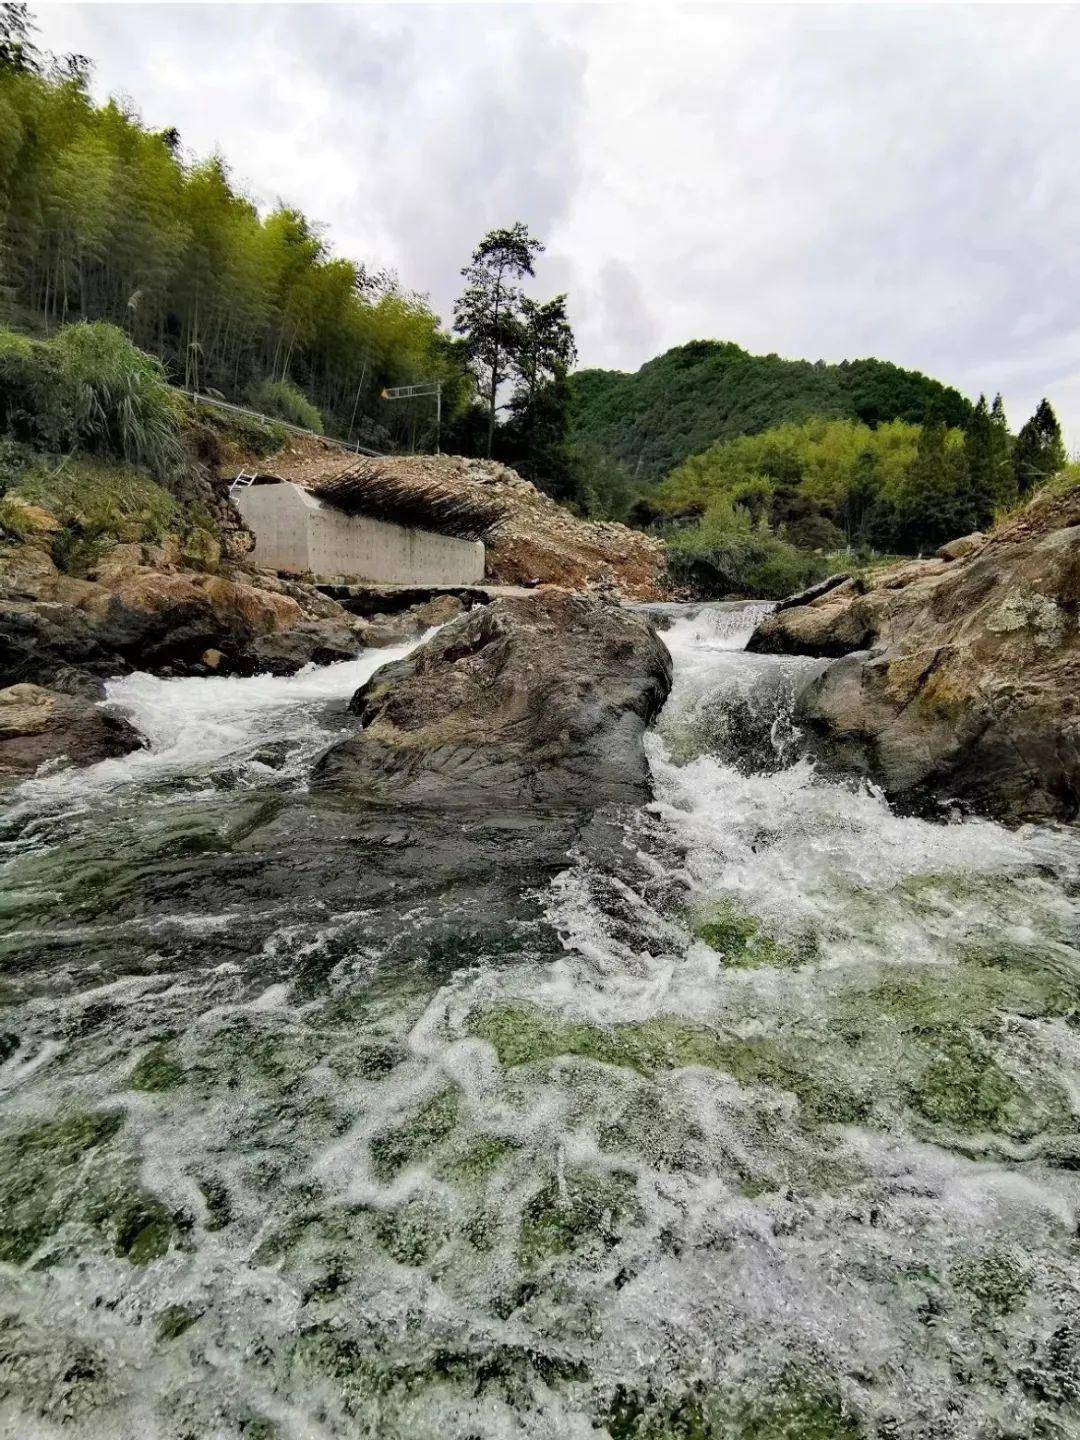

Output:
xmin=33 ymin=2 xmax=1080 ymax=447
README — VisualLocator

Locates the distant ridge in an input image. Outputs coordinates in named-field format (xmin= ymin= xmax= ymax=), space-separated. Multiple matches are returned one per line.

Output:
xmin=569 ymin=339 xmax=973 ymax=483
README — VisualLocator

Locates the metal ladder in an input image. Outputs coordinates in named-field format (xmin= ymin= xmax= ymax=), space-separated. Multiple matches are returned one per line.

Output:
xmin=230 ymin=470 xmax=258 ymax=492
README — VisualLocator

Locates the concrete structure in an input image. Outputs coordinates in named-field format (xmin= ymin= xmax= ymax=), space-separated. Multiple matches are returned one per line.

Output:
xmin=233 ymin=480 xmax=485 ymax=586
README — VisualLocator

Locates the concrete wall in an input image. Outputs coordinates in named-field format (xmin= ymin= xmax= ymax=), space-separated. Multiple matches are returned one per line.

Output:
xmin=234 ymin=482 xmax=485 ymax=585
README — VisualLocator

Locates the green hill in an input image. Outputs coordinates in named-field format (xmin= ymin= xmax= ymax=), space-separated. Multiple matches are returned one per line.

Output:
xmin=569 ymin=340 xmax=974 ymax=483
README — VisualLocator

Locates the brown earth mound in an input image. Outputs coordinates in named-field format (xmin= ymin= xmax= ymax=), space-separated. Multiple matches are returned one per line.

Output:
xmin=246 ymin=451 xmax=669 ymax=600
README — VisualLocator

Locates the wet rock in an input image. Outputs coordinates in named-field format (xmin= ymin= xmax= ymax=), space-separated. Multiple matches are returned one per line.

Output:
xmin=0 ymin=544 xmax=364 ymax=684
xmin=0 ymin=683 xmax=143 ymax=784
xmin=749 ymin=481 xmax=1080 ymax=822
xmin=360 ymin=595 xmax=464 ymax=649
xmin=314 ymin=590 xmax=672 ymax=812
xmin=240 ymin=620 xmax=363 ymax=675
xmin=774 ymin=572 xmax=852 ymax=612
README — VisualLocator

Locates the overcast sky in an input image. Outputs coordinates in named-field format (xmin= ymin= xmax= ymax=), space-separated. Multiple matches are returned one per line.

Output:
xmin=35 ymin=3 xmax=1080 ymax=447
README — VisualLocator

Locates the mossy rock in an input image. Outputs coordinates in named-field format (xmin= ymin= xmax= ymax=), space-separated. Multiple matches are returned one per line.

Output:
xmin=607 ymin=1385 xmax=711 ymax=1439
xmin=520 ymin=1167 xmax=640 ymax=1267
xmin=128 ymin=1040 xmax=185 ymax=1092
xmin=471 ymin=1005 xmax=730 ymax=1076
xmin=737 ymin=1367 xmax=867 ymax=1440
xmin=953 ymin=1245 xmax=1031 ymax=1320
xmin=904 ymin=1026 xmax=1025 ymax=1134
xmin=87 ymin=1187 xmax=180 ymax=1265
xmin=0 ymin=1110 xmax=124 ymax=1264
xmin=694 ymin=902 xmax=816 ymax=970
xmin=438 ymin=1134 xmax=521 ymax=1186
xmin=370 ymin=1198 xmax=448 ymax=1267
xmin=369 ymin=1091 xmax=461 ymax=1181
xmin=154 ymin=1303 xmax=202 ymax=1342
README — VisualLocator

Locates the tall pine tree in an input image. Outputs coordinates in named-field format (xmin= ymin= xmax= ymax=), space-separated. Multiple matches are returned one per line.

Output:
xmin=1014 ymin=398 xmax=1066 ymax=494
xmin=988 ymin=394 xmax=1016 ymax=508
xmin=963 ymin=395 xmax=996 ymax=530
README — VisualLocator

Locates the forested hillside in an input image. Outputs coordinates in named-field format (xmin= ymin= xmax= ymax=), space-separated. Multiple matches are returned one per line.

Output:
xmin=569 ymin=340 xmax=975 ymax=484
xmin=0 ymin=10 xmax=471 ymax=450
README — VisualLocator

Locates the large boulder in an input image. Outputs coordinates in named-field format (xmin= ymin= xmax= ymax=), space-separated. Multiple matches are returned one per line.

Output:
xmin=313 ymin=590 xmax=672 ymax=812
xmin=0 ymin=683 xmax=143 ymax=785
xmin=748 ymin=482 xmax=1080 ymax=822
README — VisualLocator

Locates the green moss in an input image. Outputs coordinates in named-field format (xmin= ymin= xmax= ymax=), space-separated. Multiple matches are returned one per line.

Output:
xmin=738 ymin=1369 xmax=866 ymax=1440
xmin=709 ymin=1038 xmax=872 ymax=1126
xmin=520 ymin=1168 xmax=640 ymax=1266
xmin=128 ymin=1041 xmax=185 ymax=1092
xmin=471 ymin=1005 xmax=730 ymax=1076
xmin=959 ymin=943 xmax=1080 ymax=1023
xmin=11 ymin=452 xmax=180 ymax=548
xmin=439 ymin=1134 xmax=521 ymax=1185
xmin=607 ymin=1386 xmax=711 ymax=1439
xmin=473 ymin=1006 xmax=867 ymax=1127
xmin=953 ymin=1246 xmax=1031 ymax=1319
xmin=154 ymin=1303 xmax=202 ymax=1342
xmin=369 ymin=1091 xmax=461 ymax=1181
xmin=905 ymin=1026 xmax=1021 ymax=1133
xmin=0 ymin=1110 xmax=124 ymax=1264
xmin=694 ymin=902 xmax=815 ymax=970
xmin=93 ymin=1190 xmax=178 ymax=1264
xmin=370 ymin=1199 xmax=447 ymax=1267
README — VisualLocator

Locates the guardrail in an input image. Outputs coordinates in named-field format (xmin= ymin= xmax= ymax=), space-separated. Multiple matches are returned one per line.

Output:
xmin=177 ymin=388 xmax=386 ymax=458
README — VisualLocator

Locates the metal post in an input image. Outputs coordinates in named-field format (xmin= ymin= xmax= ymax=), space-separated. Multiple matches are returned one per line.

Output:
xmin=380 ymin=380 xmax=443 ymax=455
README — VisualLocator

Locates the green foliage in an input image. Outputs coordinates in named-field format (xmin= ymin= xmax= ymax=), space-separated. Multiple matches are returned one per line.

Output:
xmin=247 ymin=376 xmax=323 ymax=434
xmin=1013 ymin=397 xmax=1066 ymax=495
xmin=454 ymin=222 xmax=545 ymax=457
xmin=0 ymin=44 xmax=471 ymax=449
xmin=963 ymin=392 xmax=1015 ymax=525
xmin=570 ymin=340 xmax=975 ymax=484
xmin=652 ymin=409 xmax=1030 ymax=563
xmin=656 ymin=418 xmax=923 ymax=520
xmin=0 ymin=322 xmax=182 ymax=477
xmin=565 ymin=439 xmax=639 ymax=521
xmin=665 ymin=497 xmax=832 ymax=599
xmin=497 ymin=291 xmax=578 ymax=496
xmin=0 ymin=441 xmax=181 ymax=565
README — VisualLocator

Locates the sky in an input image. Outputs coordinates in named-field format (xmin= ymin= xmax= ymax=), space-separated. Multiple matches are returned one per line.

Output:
xmin=35 ymin=3 xmax=1080 ymax=448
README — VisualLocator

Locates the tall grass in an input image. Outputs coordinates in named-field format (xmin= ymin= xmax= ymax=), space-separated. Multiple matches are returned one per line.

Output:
xmin=0 ymin=322 xmax=183 ymax=480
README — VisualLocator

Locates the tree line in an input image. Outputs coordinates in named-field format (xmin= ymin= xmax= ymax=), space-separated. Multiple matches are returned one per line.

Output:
xmin=0 ymin=5 xmax=473 ymax=450
xmin=0 ymin=5 xmax=1069 ymax=548
xmin=654 ymin=394 xmax=1067 ymax=584
xmin=0 ymin=6 xmax=580 ymax=470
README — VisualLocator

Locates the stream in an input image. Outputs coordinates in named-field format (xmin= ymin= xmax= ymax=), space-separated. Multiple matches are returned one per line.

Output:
xmin=2 ymin=602 xmax=1080 ymax=1438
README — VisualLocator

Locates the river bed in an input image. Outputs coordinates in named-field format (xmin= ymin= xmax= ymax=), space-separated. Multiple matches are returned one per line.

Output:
xmin=1 ymin=602 xmax=1079 ymax=1438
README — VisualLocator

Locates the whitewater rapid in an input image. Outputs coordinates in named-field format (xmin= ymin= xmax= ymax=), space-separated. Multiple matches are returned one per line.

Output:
xmin=1 ymin=602 xmax=1080 ymax=1439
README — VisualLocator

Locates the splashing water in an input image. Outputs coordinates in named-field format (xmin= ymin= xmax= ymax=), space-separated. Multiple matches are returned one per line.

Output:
xmin=1 ymin=604 xmax=1080 ymax=1439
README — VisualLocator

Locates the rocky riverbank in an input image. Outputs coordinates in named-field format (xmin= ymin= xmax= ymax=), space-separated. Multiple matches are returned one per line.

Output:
xmin=748 ymin=476 xmax=1080 ymax=821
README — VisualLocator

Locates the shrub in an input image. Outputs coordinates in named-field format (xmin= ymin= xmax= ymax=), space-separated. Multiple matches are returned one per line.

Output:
xmin=665 ymin=498 xmax=831 ymax=599
xmin=247 ymin=378 xmax=324 ymax=435
xmin=0 ymin=323 xmax=183 ymax=480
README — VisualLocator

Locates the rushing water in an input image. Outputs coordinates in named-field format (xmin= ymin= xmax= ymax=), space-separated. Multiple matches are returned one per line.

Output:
xmin=2 ymin=602 xmax=1080 ymax=1439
